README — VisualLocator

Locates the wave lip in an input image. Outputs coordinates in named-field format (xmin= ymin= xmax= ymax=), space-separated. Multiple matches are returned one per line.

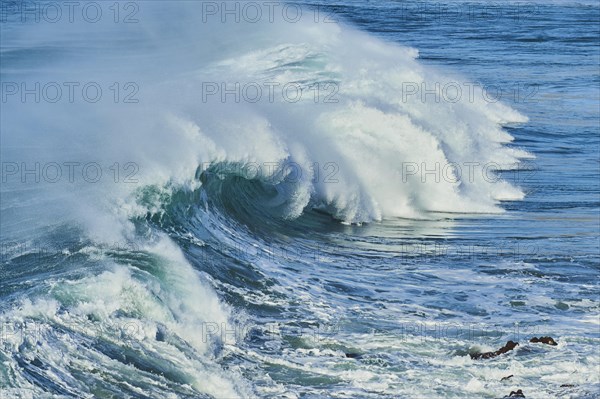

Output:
xmin=153 ymin=3 xmax=533 ymax=223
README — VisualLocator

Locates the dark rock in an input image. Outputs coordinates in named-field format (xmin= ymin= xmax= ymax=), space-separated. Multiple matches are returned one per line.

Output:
xmin=509 ymin=389 xmax=525 ymax=397
xmin=470 ymin=341 xmax=519 ymax=360
xmin=345 ymin=353 xmax=360 ymax=359
xmin=501 ymin=374 xmax=514 ymax=381
xmin=529 ymin=336 xmax=558 ymax=346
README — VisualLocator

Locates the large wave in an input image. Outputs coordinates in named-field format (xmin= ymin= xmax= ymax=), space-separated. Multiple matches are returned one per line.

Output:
xmin=1 ymin=1 xmax=533 ymax=397
xmin=2 ymin=0 xmax=532 ymax=226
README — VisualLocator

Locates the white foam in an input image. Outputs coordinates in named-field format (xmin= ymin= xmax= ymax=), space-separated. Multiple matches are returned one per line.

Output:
xmin=1 ymin=1 xmax=532 ymax=224
xmin=0 ymin=236 xmax=250 ymax=397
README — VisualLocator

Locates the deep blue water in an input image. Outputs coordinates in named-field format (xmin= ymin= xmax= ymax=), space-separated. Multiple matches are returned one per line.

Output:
xmin=1 ymin=1 xmax=599 ymax=398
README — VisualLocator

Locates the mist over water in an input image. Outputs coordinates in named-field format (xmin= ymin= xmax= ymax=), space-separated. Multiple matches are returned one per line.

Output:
xmin=1 ymin=1 xmax=598 ymax=398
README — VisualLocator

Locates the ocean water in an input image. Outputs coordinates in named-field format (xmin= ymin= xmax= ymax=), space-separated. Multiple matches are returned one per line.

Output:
xmin=0 ymin=1 xmax=599 ymax=398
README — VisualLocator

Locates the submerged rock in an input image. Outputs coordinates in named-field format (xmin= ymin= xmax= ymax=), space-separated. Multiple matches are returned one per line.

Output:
xmin=470 ymin=341 xmax=519 ymax=360
xmin=529 ymin=336 xmax=558 ymax=346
